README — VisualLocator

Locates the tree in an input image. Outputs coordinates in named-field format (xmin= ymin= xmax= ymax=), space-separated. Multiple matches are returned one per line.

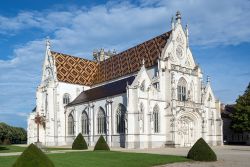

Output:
xmin=34 ymin=113 xmax=45 ymax=143
xmin=230 ymin=82 xmax=250 ymax=132
xmin=72 ymin=133 xmax=88 ymax=150
xmin=0 ymin=122 xmax=27 ymax=144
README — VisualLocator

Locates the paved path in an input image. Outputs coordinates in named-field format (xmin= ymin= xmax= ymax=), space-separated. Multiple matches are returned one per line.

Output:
xmin=113 ymin=145 xmax=250 ymax=167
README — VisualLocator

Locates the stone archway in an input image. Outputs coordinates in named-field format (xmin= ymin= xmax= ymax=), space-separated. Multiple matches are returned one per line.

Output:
xmin=175 ymin=111 xmax=201 ymax=147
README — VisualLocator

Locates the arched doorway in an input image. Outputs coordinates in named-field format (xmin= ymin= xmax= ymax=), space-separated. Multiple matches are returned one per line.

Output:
xmin=176 ymin=112 xmax=201 ymax=147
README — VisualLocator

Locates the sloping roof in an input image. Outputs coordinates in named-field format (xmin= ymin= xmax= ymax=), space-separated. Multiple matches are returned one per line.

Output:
xmin=67 ymin=76 xmax=135 ymax=106
xmin=52 ymin=31 xmax=171 ymax=86
xmin=52 ymin=51 xmax=98 ymax=86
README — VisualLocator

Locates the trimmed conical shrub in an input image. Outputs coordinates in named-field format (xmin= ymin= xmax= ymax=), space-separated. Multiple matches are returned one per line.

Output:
xmin=187 ymin=138 xmax=217 ymax=161
xmin=72 ymin=133 xmax=88 ymax=150
xmin=94 ymin=135 xmax=110 ymax=151
xmin=12 ymin=143 xmax=54 ymax=167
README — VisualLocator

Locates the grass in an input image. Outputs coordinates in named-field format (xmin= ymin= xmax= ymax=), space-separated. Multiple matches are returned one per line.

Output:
xmin=0 ymin=145 xmax=71 ymax=153
xmin=0 ymin=151 xmax=189 ymax=167
xmin=0 ymin=145 xmax=26 ymax=153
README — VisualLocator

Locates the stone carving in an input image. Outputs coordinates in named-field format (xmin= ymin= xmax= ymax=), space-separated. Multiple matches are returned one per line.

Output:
xmin=176 ymin=45 xmax=183 ymax=59
xmin=176 ymin=33 xmax=184 ymax=44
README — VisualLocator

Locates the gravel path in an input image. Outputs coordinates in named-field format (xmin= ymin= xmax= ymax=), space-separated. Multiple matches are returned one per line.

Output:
xmin=114 ymin=145 xmax=250 ymax=167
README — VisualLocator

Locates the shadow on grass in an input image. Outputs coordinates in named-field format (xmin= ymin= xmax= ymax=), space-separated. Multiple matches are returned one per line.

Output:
xmin=0 ymin=146 xmax=9 ymax=151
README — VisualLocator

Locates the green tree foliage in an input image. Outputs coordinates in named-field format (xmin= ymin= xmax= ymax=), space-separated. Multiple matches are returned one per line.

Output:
xmin=72 ymin=133 xmax=88 ymax=150
xmin=187 ymin=138 xmax=217 ymax=161
xmin=94 ymin=135 xmax=110 ymax=151
xmin=0 ymin=122 xmax=27 ymax=144
xmin=12 ymin=144 xmax=54 ymax=167
xmin=231 ymin=82 xmax=250 ymax=132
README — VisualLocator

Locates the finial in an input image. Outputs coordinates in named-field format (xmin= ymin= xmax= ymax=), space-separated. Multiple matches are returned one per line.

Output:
xmin=171 ymin=16 xmax=175 ymax=30
xmin=185 ymin=24 xmax=189 ymax=36
xmin=45 ymin=36 xmax=51 ymax=57
xmin=46 ymin=36 xmax=50 ymax=49
xmin=176 ymin=11 xmax=181 ymax=24
xmin=185 ymin=24 xmax=189 ymax=47
xmin=142 ymin=58 xmax=145 ymax=66
xmin=207 ymin=75 xmax=211 ymax=83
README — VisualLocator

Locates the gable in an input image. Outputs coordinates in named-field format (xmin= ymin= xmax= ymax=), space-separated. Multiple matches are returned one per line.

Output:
xmin=52 ymin=31 xmax=171 ymax=86
xmin=162 ymin=24 xmax=197 ymax=69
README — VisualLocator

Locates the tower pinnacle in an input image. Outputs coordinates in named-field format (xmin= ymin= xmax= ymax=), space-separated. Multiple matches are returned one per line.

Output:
xmin=176 ymin=11 xmax=181 ymax=24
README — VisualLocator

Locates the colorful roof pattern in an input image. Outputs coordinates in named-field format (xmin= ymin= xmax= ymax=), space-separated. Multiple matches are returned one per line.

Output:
xmin=52 ymin=51 xmax=98 ymax=86
xmin=52 ymin=31 xmax=171 ymax=86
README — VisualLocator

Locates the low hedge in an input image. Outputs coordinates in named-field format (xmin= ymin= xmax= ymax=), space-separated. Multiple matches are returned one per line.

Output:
xmin=72 ymin=133 xmax=88 ymax=150
xmin=12 ymin=143 xmax=54 ymax=167
xmin=94 ymin=135 xmax=110 ymax=151
xmin=187 ymin=138 xmax=217 ymax=161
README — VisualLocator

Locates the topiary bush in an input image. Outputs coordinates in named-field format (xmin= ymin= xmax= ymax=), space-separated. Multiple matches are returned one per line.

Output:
xmin=12 ymin=143 xmax=55 ymax=167
xmin=72 ymin=133 xmax=88 ymax=150
xmin=94 ymin=135 xmax=110 ymax=151
xmin=187 ymin=138 xmax=217 ymax=161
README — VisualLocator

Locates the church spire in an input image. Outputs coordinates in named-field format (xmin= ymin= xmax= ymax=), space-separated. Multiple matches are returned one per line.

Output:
xmin=176 ymin=11 xmax=181 ymax=24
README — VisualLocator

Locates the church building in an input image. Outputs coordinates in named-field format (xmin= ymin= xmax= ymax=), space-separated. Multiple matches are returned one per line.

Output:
xmin=27 ymin=12 xmax=223 ymax=148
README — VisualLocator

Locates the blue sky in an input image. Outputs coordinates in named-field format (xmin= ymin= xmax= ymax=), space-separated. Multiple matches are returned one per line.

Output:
xmin=0 ymin=0 xmax=249 ymax=128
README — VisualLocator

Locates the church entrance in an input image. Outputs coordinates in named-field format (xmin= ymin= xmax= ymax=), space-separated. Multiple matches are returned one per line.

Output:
xmin=176 ymin=114 xmax=199 ymax=147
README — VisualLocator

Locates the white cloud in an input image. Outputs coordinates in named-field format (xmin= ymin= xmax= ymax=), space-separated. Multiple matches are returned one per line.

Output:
xmin=0 ymin=0 xmax=249 ymax=127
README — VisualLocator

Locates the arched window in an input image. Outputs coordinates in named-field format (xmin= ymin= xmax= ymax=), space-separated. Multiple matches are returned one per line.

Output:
xmin=63 ymin=93 xmax=71 ymax=104
xmin=153 ymin=105 xmax=160 ymax=133
xmin=139 ymin=103 xmax=144 ymax=133
xmin=177 ymin=78 xmax=187 ymax=101
xmin=97 ymin=107 xmax=106 ymax=134
xmin=81 ymin=111 xmax=89 ymax=135
xmin=116 ymin=104 xmax=126 ymax=134
xmin=68 ymin=114 xmax=74 ymax=135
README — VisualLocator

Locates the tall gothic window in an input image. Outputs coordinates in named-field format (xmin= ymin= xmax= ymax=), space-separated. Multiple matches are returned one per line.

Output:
xmin=97 ymin=107 xmax=106 ymax=134
xmin=153 ymin=105 xmax=160 ymax=133
xmin=139 ymin=103 xmax=144 ymax=133
xmin=68 ymin=114 xmax=74 ymax=135
xmin=81 ymin=111 xmax=89 ymax=135
xmin=177 ymin=78 xmax=187 ymax=101
xmin=116 ymin=104 xmax=126 ymax=134
xmin=63 ymin=93 xmax=71 ymax=104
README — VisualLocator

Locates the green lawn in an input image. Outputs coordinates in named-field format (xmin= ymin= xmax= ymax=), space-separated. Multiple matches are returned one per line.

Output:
xmin=0 ymin=151 xmax=188 ymax=167
xmin=0 ymin=145 xmax=71 ymax=153
xmin=0 ymin=145 xmax=26 ymax=153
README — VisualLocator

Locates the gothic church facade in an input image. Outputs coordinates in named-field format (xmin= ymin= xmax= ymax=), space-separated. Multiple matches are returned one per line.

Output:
xmin=28 ymin=12 xmax=223 ymax=148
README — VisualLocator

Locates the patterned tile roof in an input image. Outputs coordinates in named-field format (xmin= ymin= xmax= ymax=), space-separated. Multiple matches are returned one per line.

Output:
xmin=52 ymin=51 xmax=98 ymax=86
xmin=52 ymin=31 xmax=171 ymax=86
